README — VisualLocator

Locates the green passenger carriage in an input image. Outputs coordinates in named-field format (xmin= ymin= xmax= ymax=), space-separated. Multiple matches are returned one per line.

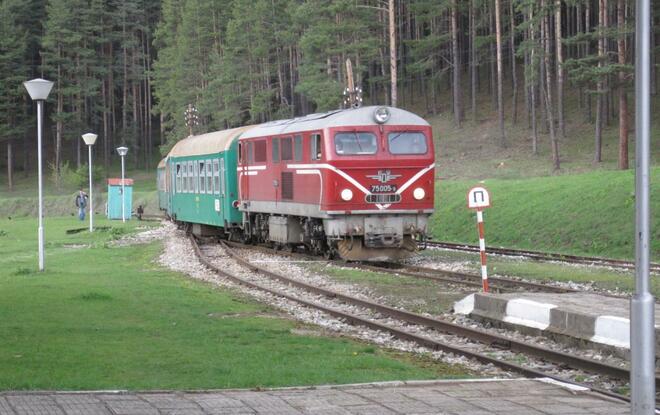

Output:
xmin=157 ymin=158 xmax=169 ymax=212
xmin=164 ymin=126 xmax=255 ymax=234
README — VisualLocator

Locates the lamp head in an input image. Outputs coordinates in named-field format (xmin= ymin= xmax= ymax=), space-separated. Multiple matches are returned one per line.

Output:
xmin=24 ymin=78 xmax=54 ymax=101
xmin=116 ymin=146 xmax=129 ymax=156
xmin=373 ymin=106 xmax=391 ymax=124
xmin=82 ymin=133 xmax=98 ymax=146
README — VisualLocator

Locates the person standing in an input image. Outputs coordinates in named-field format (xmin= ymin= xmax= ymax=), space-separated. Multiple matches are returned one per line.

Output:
xmin=75 ymin=189 xmax=88 ymax=221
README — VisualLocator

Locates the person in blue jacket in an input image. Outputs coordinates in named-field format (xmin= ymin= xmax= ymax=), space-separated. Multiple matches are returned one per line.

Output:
xmin=75 ymin=189 xmax=88 ymax=221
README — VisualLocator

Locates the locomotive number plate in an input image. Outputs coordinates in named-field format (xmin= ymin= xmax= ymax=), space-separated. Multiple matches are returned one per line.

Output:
xmin=370 ymin=184 xmax=397 ymax=193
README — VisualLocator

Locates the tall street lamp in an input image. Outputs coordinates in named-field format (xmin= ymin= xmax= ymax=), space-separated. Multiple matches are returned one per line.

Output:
xmin=116 ymin=146 xmax=129 ymax=222
xmin=24 ymin=78 xmax=54 ymax=272
xmin=82 ymin=133 xmax=97 ymax=232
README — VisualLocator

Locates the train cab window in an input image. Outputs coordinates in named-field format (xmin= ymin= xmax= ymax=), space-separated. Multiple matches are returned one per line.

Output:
xmin=334 ymin=132 xmax=377 ymax=155
xmin=213 ymin=159 xmax=220 ymax=195
xmin=388 ymin=132 xmax=428 ymax=155
xmin=272 ymin=138 xmax=280 ymax=163
xmin=294 ymin=135 xmax=302 ymax=161
xmin=281 ymin=136 xmax=293 ymax=161
xmin=311 ymin=134 xmax=322 ymax=160
xmin=254 ymin=140 xmax=267 ymax=162
xmin=199 ymin=161 xmax=206 ymax=194
xmin=238 ymin=143 xmax=244 ymax=164
xmin=205 ymin=160 xmax=212 ymax=194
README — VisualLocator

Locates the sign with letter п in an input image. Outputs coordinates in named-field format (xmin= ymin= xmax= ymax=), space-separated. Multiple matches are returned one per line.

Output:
xmin=467 ymin=186 xmax=490 ymax=210
xmin=466 ymin=185 xmax=490 ymax=292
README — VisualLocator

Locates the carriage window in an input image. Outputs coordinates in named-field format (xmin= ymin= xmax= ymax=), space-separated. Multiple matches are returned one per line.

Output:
xmin=176 ymin=163 xmax=181 ymax=194
xmin=294 ymin=135 xmax=302 ymax=161
xmin=311 ymin=134 xmax=322 ymax=160
xmin=238 ymin=143 xmax=244 ymax=163
xmin=205 ymin=160 xmax=212 ymax=194
xmin=213 ymin=159 xmax=220 ymax=195
xmin=199 ymin=161 xmax=206 ymax=193
xmin=281 ymin=136 xmax=293 ymax=161
xmin=220 ymin=158 xmax=226 ymax=196
xmin=254 ymin=140 xmax=267 ymax=162
xmin=272 ymin=138 xmax=280 ymax=163
xmin=334 ymin=132 xmax=377 ymax=155
xmin=188 ymin=161 xmax=194 ymax=193
xmin=388 ymin=132 xmax=428 ymax=155
xmin=182 ymin=163 xmax=187 ymax=193
xmin=247 ymin=142 xmax=254 ymax=164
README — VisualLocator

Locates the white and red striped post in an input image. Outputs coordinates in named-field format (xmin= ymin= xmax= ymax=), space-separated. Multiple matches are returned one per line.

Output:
xmin=467 ymin=186 xmax=491 ymax=293
xmin=476 ymin=209 xmax=489 ymax=292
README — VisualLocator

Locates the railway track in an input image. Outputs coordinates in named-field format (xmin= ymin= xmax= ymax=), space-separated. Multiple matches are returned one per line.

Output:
xmin=224 ymin=240 xmax=577 ymax=294
xmin=352 ymin=261 xmax=578 ymax=294
xmin=191 ymin=236 xmax=656 ymax=405
xmin=428 ymin=241 xmax=660 ymax=273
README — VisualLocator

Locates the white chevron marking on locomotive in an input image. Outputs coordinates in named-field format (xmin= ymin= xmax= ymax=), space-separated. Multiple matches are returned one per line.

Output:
xmin=396 ymin=163 xmax=436 ymax=195
xmin=288 ymin=163 xmax=371 ymax=195
xmin=288 ymin=162 xmax=435 ymax=200
xmin=236 ymin=165 xmax=267 ymax=172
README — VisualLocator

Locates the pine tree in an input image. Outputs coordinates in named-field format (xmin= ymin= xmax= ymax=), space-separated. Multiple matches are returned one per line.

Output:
xmin=0 ymin=0 xmax=30 ymax=190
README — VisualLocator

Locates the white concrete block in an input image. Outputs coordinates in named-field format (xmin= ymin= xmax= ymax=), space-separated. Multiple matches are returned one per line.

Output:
xmin=591 ymin=315 xmax=630 ymax=349
xmin=503 ymin=298 xmax=557 ymax=330
xmin=453 ymin=293 xmax=475 ymax=315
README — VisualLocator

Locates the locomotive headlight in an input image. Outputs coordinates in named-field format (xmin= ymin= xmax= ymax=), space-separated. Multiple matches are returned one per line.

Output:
xmin=373 ymin=107 xmax=391 ymax=124
xmin=413 ymin=187 xmax=426 ymax=200
xmin=341 ymin=188 xmax=353 ymax=201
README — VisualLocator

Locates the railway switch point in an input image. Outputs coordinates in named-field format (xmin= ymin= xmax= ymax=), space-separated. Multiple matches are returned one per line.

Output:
xmin=455 ymin=292 xmax=660 ymax=359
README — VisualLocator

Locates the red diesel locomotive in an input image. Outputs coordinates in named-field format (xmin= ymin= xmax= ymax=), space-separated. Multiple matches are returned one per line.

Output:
xmin=237 ymin=106 xmax=435 ymax=261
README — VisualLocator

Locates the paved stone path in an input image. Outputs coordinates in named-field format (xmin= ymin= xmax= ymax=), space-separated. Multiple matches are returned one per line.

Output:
xmin=0 ymin=379 xmax=630 ymax=414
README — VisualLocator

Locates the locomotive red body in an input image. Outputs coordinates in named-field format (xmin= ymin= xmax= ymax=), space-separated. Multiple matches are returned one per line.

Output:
xmin=237 ymin=106 xmax=435 ymax=261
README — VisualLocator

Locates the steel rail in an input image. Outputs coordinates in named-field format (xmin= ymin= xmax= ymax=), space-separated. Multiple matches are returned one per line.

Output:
xmin=355 ymin=261 xmax=578 ymax=294
xmin=223 ymin=240 xmax=575 ymax=294
xmin=191 ymin=236 xmax=657 ymax=406
xmin=217 ymin=239 xmax=636 ymax=381
xmin=428 ymin=241 xmax=660 ymax=272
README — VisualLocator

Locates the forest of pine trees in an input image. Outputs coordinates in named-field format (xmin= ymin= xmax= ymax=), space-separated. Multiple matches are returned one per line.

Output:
xmin=0 ymin=0 xmax=658 ymax=189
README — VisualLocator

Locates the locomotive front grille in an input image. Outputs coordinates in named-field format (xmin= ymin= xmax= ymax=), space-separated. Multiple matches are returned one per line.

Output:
xmin=365 ymin=193 xmax=401 ymax=204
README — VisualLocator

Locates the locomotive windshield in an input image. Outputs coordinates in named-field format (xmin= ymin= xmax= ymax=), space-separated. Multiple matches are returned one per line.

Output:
xmin=388 ymin=132 xmax=428 ymax=155
xmin=334 ymin=132 xmax=377 ymax=155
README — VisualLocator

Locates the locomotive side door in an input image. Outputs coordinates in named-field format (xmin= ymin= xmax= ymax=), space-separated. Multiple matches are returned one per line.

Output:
xmin=271 ymin=137 xmax=281 ymax=207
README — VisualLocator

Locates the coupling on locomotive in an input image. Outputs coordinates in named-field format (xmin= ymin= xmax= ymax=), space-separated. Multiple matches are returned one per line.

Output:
xmin=157 ymin=106 xmax=435 ymax=261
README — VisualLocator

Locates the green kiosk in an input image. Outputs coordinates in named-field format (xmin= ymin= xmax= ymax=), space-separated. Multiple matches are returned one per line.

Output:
xmin=107 ymin=178 xmax=133 ymax=220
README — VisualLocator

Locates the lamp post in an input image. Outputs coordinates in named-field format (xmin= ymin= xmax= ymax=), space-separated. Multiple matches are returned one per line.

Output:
xmin=631 ymin=0 xmax=655 ymax=412
xmin=184 ymin=104 xmax=199 ymax=137
xmin=24 ymin=78 xmax=54 ymax=272
xmin=82 ymin=133 xmax=97 ymax=232
xmin=116 ymin=146 xmax=128 ymax=222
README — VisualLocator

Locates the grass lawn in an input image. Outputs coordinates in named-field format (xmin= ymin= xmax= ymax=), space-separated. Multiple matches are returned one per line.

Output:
xmin=0 ymin=169 xmax=158 ymax=218
xmin=430 ymin=168 xmax=660 ymax=260
xmin=417 ymin=248 xmax=660 ymax=297
xmin=0 ymin=217 xmax=470 ymax=391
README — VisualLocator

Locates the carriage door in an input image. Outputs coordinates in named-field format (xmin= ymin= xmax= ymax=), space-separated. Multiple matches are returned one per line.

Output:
xmin=238 ymin=142 xmax=248 ymax=200
xmin=280 ymin=137 xmax=294 ymax=206
xmin=272 ymin=138 xmax=280 ymax=206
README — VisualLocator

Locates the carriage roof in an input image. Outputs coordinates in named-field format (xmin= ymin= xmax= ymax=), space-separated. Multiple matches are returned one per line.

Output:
xmin=239 ymin=106 xmax=429 ymax=139
xmin=167 ymin=125 xmax=257 ymax=158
